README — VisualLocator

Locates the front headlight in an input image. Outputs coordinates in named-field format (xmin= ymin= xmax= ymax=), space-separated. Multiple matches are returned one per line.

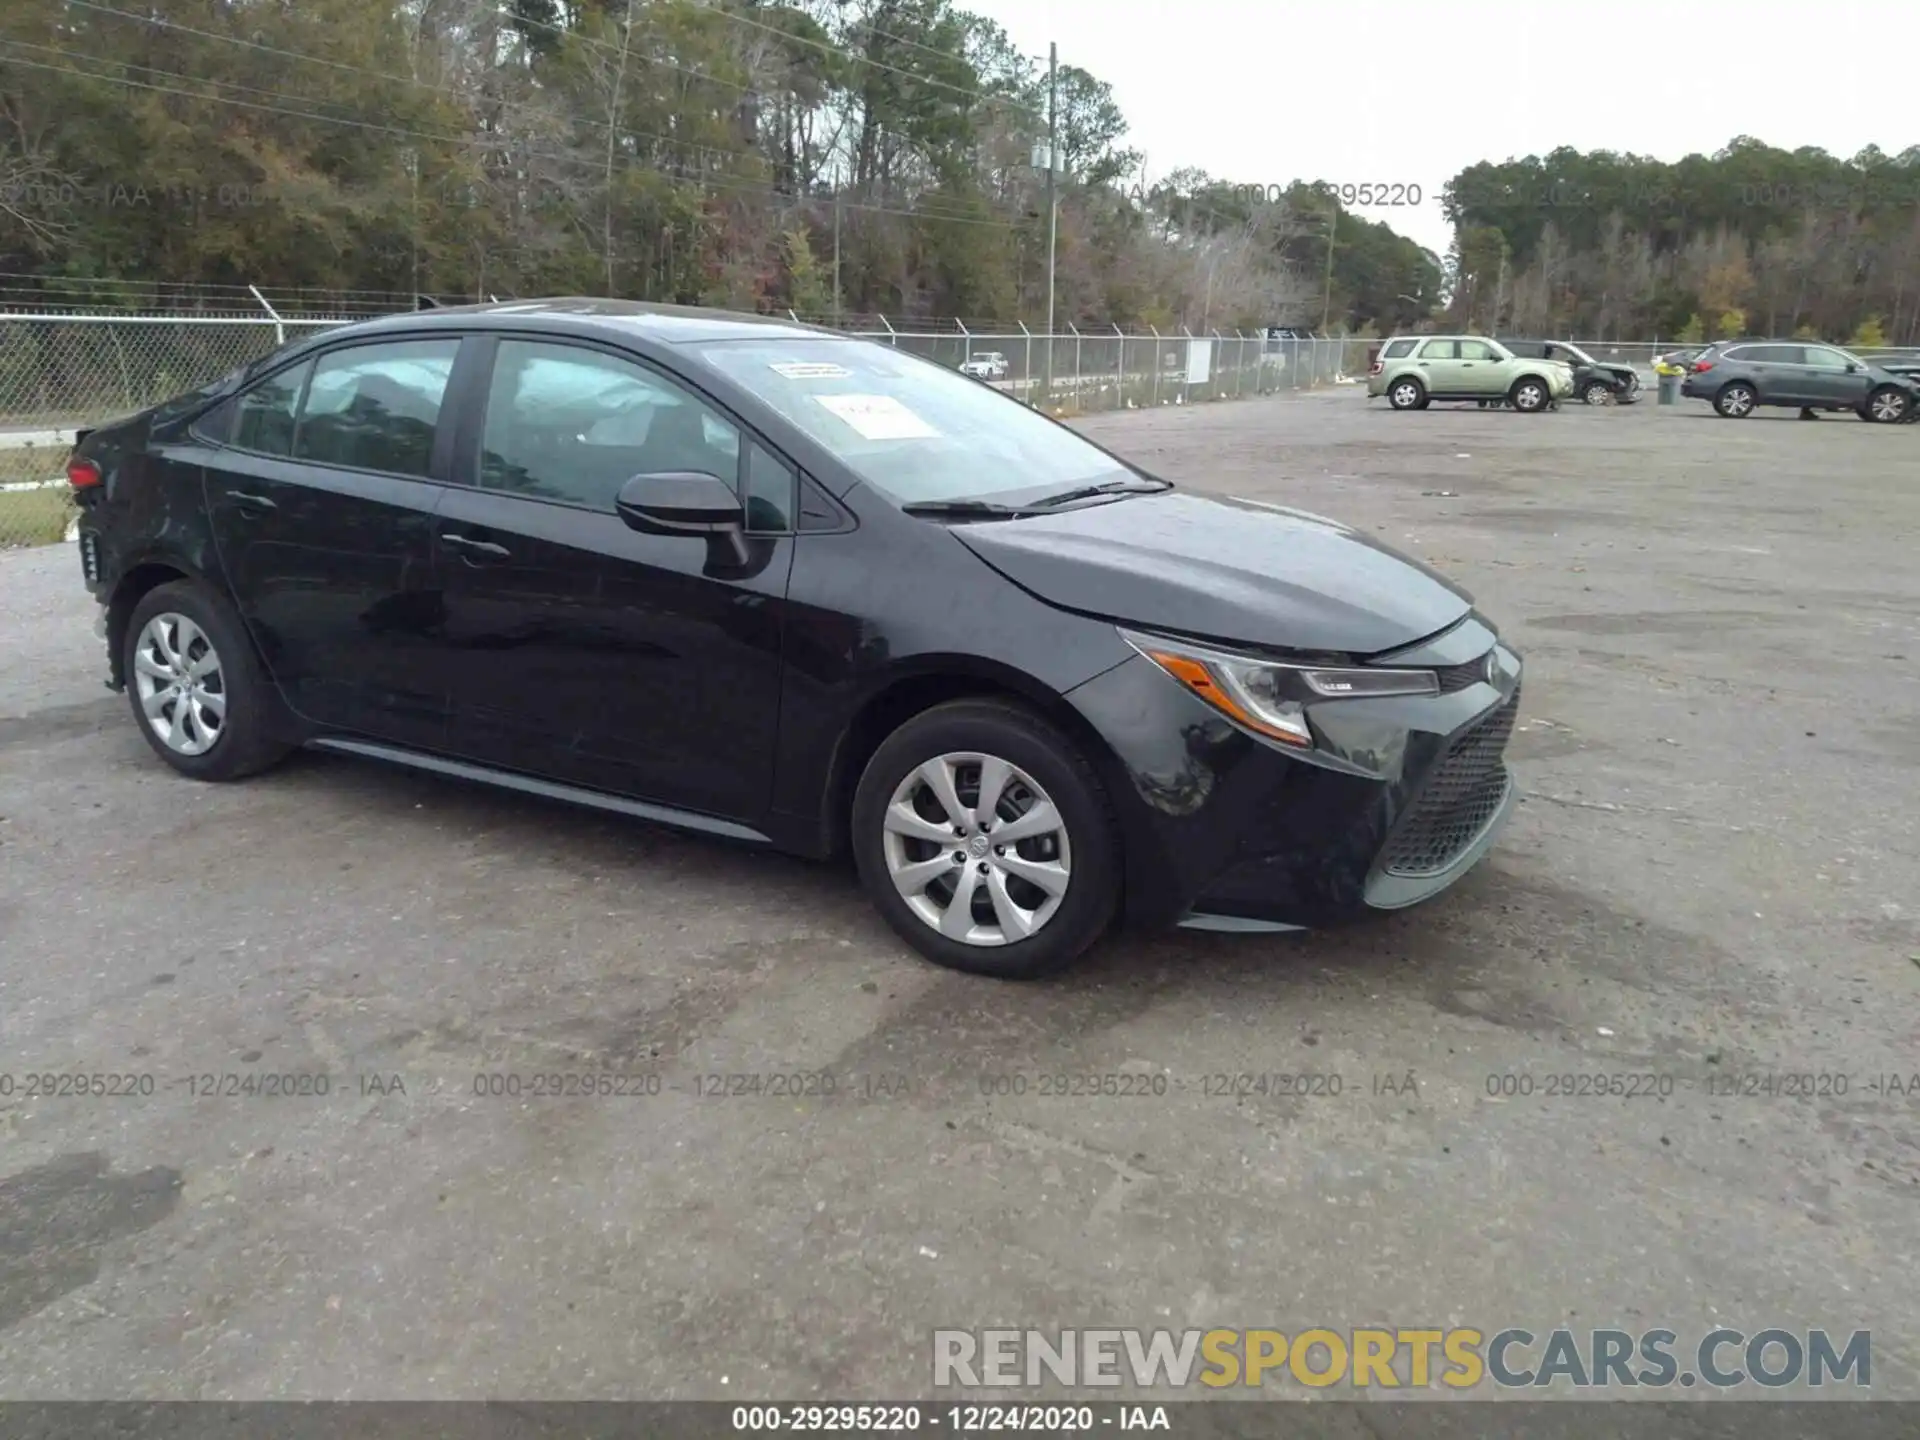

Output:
xmin=1120 ymin=628 xmax=1438 ymax=748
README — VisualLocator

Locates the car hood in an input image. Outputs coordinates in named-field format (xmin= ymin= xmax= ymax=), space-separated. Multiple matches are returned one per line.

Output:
xmin=950 ymin=491 xmax=1475 ymax=657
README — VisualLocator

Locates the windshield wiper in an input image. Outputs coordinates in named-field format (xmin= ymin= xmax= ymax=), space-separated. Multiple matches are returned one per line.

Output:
xmin=1028 ymin=477 xmax=1174 ymax=509
xmin=900 ymin=498 xmax=1036 ymax=519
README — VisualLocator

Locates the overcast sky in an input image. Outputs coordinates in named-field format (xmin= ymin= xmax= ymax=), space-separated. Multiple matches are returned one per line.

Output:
xmin=962 ymin=0 xmax=1907 ymax=259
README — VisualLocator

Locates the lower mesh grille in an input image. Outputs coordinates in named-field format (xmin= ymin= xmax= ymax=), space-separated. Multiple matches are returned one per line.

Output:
xmin=1380 ymin=688 xmax=1519 ymax=878
xmin=1434 ymin=652 xmax=1492 ymax=693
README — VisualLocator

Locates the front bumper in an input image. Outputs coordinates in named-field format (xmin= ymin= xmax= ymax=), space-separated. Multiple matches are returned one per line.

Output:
xmin=1066 ymin=621 xmax=1523 ymax=932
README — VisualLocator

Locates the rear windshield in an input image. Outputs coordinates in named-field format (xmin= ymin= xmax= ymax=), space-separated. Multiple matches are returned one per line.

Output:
xmin=690 ymin=338 xmax=1131 ymax=505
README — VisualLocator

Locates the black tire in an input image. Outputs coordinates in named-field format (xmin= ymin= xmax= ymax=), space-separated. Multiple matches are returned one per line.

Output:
xmin=1582 ymin=380 xmax=1614 ymax=406
xmin=1714 ymin=382 xmax=1756 ymax=418
xmin=851 ymin=699 xmax=1122 ymax=979
xmin=123 ymin=578 xmax=290 ymax=781
xmin=1864 ymin=385 xmax=1912 ymax=424
xmin=1386 ymin=376 xmax=1426 ymax=411
xmin=1509 ymin=376 xmax=1551 ymax=412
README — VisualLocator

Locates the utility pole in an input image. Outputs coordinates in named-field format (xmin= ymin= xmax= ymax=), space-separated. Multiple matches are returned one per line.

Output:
xmin=832 ymin=190 xmax=842 ymax=322
xmin=1320 ymin=210 xmax=1337 ymax=332
xmin=1044 ymin=41 xmax=1058 ymax=397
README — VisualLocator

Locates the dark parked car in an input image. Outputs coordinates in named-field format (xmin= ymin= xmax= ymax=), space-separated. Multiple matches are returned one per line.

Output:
xmin=67 ymin=300 xmax=1523 ymax=978
xmin=1680 ymin=341 xmax=1918 ymax=421
xmin=1500 ymin=339 xmax=1642 ymax=405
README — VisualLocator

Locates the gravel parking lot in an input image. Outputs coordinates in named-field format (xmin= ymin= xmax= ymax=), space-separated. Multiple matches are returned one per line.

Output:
xmin=2 ymin=390 xmax=1917 ymax=1407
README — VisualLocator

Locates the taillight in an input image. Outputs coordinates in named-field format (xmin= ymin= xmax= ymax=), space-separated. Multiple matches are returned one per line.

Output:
xmin=67 ymin=455 xmax=102 ymax=489
xmin=1691 ymin=360 xmax=1713 ymax=373
xmin=1369 ymin=361 xmax=1383 ymax=376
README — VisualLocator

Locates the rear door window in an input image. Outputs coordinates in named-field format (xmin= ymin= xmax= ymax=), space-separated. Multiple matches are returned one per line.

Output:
xmin=228 ymin=361 xmax=312 ymax=456
xmin=294 ymin=339 xmax=459 ymax=478
xmin=1417 ymin=340 xmax=1458 ymax=360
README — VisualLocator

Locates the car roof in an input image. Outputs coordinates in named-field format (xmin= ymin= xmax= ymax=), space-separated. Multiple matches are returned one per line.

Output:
xmin=312 ymin=297 xmax=841 ymax=346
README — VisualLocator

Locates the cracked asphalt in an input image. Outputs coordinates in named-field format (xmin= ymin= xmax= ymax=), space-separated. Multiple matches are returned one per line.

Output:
xmin=1 ymin=388 xmax=1917 ymax=1413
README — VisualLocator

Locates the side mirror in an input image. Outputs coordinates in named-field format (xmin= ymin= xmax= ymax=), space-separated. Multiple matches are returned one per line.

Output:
xmin=615 ymin=470 xmax=743 ymax=536
xmin=1845 ymin=361 xmax=1861 ymax=372
xmin=616 ymin=470 xmax=750 ymax=566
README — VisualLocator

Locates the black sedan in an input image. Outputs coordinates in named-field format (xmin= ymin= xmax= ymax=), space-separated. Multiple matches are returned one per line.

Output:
xmin=67 ymin=300 xmax=1522 ymax=978
xmin=1501 ymin=339 xmax=1642 ymax=405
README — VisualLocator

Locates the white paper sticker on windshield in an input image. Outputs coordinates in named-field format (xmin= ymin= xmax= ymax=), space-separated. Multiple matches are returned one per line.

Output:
xmin=813 ymin=393 xmax=938 ymax=440
xmin=770 ymin=361 xmax=853 ymax=380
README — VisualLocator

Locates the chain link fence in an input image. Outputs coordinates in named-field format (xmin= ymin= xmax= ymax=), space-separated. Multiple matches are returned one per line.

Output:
xmin=0 ymin=311 xmax=1363 ymax=549
xmin=1 ymin=313 xmax=346 ymax=547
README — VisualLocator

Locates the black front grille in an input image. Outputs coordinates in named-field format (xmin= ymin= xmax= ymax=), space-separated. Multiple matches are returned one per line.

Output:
xmin=1380 ymin=688 xmax=1520 ymax=877
xmin=1434 ymin=651 xmax=1492 ymax=693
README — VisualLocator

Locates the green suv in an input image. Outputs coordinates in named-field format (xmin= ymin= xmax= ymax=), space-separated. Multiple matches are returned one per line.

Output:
xmin=1367 ymin=335 xmax=1574 ymax=412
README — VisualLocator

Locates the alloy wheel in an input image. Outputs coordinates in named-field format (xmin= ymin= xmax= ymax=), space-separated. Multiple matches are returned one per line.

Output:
xmin=1869 ymin=389 xmax=1910 ymax=423
xmin=1720 ymin=386 xmax=1754 ymax=417
xmin=132 ymin=612 xmax=227 ymax=755
xmin=1515 ymin=382 xmax=1545 ymax=411
xmin=881 ymin=751 xmax=1072 ymax=947
xmin=1390 ymin=381 xmax=1421 ymax=409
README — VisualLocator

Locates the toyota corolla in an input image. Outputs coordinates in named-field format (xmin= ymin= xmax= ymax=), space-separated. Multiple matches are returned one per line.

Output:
xmin=68 ymin=299 xmax=1522 ymax=978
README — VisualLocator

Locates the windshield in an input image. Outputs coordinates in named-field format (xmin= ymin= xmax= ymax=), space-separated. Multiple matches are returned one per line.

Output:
xmin=1555 ymin=343 xmax=1596 ymax=366
xmin=690 ymin=338 xmax=1133 ymax=505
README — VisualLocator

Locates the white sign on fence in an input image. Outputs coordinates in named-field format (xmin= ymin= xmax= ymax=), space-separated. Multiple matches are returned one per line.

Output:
xmin=1185 ymin=339 xmax=1212 ymax=385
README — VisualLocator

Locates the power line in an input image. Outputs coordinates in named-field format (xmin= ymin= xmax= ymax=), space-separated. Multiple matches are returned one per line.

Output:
xmin=694 ymin=1 xmax=1041 ymax=117
xmin=853 ymin=13 xmax=1031 ymax=85
xmin=47 ymin=10 xmax=764 ymax=176
xmin=0 ymin=46 xmax=1025 ymax=230
xmin=43 ymin=4 xmax=1013 ymax=227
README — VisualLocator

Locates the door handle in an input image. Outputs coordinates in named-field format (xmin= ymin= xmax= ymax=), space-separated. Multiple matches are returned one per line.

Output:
xmin=229 ymin=491 xmax=277 ymax=511
xmin=440 ymin=532 xmax=511 ymax=560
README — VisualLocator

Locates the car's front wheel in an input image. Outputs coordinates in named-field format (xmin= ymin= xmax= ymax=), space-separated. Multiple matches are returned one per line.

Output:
xmin=852 ymin=699 xmax=1121 ymax=978
xmin=1387 ymin=377 xmax=1426 ymax=411
xmin=1582 ymin=380 xmax=1614 ymax=405
xmin=1714 ymin=382 xmax=1756 ymax=418
xmin=123 ymin=579 xmax=289 ymax=781
xmin=1865 ymin=385 xmax=1911 ymax=423
xmin=1509 ymin=377 xmax=1550 ymax=412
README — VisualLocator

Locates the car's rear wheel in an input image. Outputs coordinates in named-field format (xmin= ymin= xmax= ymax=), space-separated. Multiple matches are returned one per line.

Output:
xmin=1865 ymin=386 xmax=1911 ymax=423
xmin=1387 ymin=377 xmax=1426 ymax=411
xmin=852 ymin=699 xmax=1121 ymax=978
xmin=1715 ymin=382 xmax=1756 ymax=418
xmin=124 ymin=579 xmax=289 ymax=781
xmin=1510 ymin=377 xmax=1550 ymax=412
xmin=1582 ymin=379 xmax=1614 ymax=405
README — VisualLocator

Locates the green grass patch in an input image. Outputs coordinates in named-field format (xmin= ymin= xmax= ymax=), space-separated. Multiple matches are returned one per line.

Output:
xmin=0 ymin=443 xmax=75 ymax=547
